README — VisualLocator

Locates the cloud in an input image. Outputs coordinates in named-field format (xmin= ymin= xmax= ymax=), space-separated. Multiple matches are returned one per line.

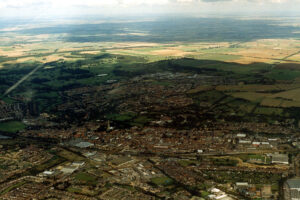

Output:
xmin=0 ymin=0 xmax=299 ymax=18
xmin=0 ymin=0 xmax=296 ymax=8
xmin=0 ymin=0 xmax=170 ymax=8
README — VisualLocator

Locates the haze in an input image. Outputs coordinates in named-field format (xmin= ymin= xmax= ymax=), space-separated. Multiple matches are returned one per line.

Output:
xmin=1 ymin=0 xmax=300 ymax=20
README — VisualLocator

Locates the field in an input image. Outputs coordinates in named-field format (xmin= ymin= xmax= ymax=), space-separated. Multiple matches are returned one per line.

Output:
xmin=30 ymin=155 xmax=65 ymax=175
xmin=1 ymin=31 xmax=300 ymax=67
xmin=0 ymin=121 xmax=26 ymax=133
xmin=74 ymin=172 xmax=98 ymax=186
xmin=151 ymin=177 xmax=174 ymax=186
xmin=57 ymin=149 xmax=85 ymax=162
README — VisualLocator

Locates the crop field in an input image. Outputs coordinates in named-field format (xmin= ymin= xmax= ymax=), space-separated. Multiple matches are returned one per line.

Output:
xmin=224 ymin=89 xmax=300 ymax=109
xmin=260 ymin=98 xmax=283 ymax=107
xmin=253 ymin=107 xmax=285 ymax=116
xmin=216 ymin=85 xmax=280 ymax=92
xmin=271 ymin=88 xmax=300 ymax=100
xmin=103 ymin=39 xmax=300 ymax=64
xmin=191 ymin=53 xmax=242 ymax=61
xmin=151 ymin=177 xmax=174 ymax=186
xmin=229 ymin=92 xmax=271 ymax=102
xmin=2 ymin=30 xmax=300 ymax=68
xmin=74 ymin=172 xmax=97 ymax=183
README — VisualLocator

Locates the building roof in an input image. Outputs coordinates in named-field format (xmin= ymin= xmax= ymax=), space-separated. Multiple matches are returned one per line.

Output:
xmin=239 ymin=140 xmax=251 ymax=144
xmin=210 ymin=188 xmax=221 ymax=193
xmin=271 ymin=154 xmax=289 ymax=164
xmin=236 ymin=182 xmax=249 ymax=186
xmin=261 ymin=142 xmax=270 ymax=145
xmin=83 ymin=151 xmax=97 ymax=157
xmin=61 ymin=166 xmax=77 ymax=174
xmin=287 ymin=178 xmax=300 ymax=189
xmin=75 ymin=142 xmax=94 ymax=148
xmin=237 ymin=134 xmax=246 ymax=138
xmin=43 ymin=170 xmax=54 ymax=175
xmin=252 ymin=142 xmax=261 ymax=145
xmin=72 ymin=161 xmax=85 ymax=166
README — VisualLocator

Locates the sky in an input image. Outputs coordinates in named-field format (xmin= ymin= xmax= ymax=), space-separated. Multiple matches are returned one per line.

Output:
xmin=0 ymin=0 xmax=299 ymax=19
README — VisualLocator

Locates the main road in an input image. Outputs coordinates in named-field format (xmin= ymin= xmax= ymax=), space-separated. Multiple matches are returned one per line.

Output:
xmin=2 ymin=63 xmax=45 ymax=97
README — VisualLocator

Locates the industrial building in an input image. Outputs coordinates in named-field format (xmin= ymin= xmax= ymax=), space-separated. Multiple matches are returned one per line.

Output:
xmin=284 ymin=177 xmax=300 ymax=200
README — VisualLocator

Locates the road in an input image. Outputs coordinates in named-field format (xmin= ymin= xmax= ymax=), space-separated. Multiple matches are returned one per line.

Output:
xmin=2 ymin=64 xmax=45 ymax=97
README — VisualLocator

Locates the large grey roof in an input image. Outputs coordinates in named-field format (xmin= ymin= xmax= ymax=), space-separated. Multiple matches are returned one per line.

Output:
xmin=287 ymin=178 xmax=300 ymax=189
xmin=75 ymin=141 xmax=94 ymax=148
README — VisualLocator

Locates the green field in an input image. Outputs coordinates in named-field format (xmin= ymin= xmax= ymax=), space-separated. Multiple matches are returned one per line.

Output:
xmin=192 ymin=53 xmax=241 ymax=61
xmin=0 ymin=121 xmax=26 ymax=133
xmin=74 ymin=172 xmax=97 ymax=185
xmin=178 ymin=159 xmax=199 ymax=167
xmin=151 ymin=177 xmax=174 ymax=186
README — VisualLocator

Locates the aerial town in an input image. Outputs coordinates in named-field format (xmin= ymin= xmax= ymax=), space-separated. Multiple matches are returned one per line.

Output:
xmin=1 ymin=63 xmax=300 ymax=199
xmin=1 ymin=3 xmax=300 ymax=199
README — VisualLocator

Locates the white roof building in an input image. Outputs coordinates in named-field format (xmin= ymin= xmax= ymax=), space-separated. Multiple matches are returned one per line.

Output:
xmin=72 ymin=161 xmax=85 ymax=167
xmin=42 ymin=171 xmax=54 ymax=176
xmin=61 ymin=166 xmax=77 ymax=174
xmin=271 ymin=154 xmax=289 ymax=165
xmin=75 ymin=142 xmax=94 ymax=148
xmin=236 ymin=182 xmax=249 ymax=187
xmin=239 ymin=140 xmax=251 ymax=144
xmin=237 ymin=134 xmax=246 ymax=138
